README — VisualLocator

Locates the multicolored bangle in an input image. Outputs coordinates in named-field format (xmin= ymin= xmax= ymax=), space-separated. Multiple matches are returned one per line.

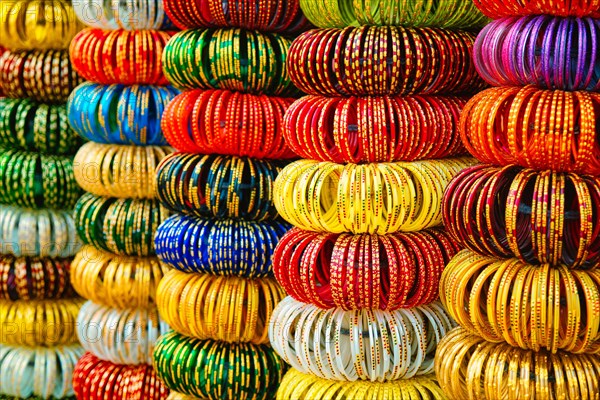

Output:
xmin=73 ymin=0 xmax=171 ymax=30
xmin=155 ymin=214 xmax=290 ymax=278
xmin=472 ymin=0 xmax=600 ymax=18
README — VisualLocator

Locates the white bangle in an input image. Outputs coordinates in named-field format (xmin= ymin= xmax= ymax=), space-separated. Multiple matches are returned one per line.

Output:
xmin=73 ymin=0 xmax=167 ymax=30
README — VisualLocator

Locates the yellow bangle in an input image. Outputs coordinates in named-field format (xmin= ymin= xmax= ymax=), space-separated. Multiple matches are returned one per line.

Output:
xmin=167 ymin=392 xmax=197 ymax=400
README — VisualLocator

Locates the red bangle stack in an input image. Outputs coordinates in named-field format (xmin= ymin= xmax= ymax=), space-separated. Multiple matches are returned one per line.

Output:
xmin=473 ymin=0 xmax=600 ymax=18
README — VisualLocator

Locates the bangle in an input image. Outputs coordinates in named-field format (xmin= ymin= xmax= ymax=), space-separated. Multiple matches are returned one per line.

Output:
xmin=69 ymin=28 xmax=173 ymax=85
xmin=300 ymin=0 xmax=486 ymax=29
xmin=285 ymin=95 xmax=468 ymax=163
xmin=155 ymin=214 xmax=290 ymax=278
xmin=156 ymin=269 xmax=285 ymax=344
xmin=73 ymin=0 xmax=171 ymax=30
xmin=461 ymin=86 xmax=600 ymax=175
xmin=67 ymin=82 xmax=179 ymax=146
xmin=74 ymin=193 xmax=171 ymax=257
xmin=0 ymin=205 xmax=81 ymax=258
xmin=435 ymin=327 xmax=600 ymax=400
xmin=161 ymin=89 xmax=296 ymax=159
xmin=163 ymin=28 xmax=297 ymax=96
xmin=0 ymin=0 xmax=83 ymax=51
xmin=153 ymin=331 xmax=284 ymax=399
xmin=0 ymin=148 xmax=81 ymax=210
xmin=474 ymin=17 xmax=600 ymax=91
xmin=0 ymin=344 xmax=83 ymax=399
xmin=70 ymin=245 xmax=170 ymax=309
xmin=472 ymin=0 xmax=600 ymax=18
xmin=0 ymin=298 xmax=83 ymax=347
xmin=77 ymin=300 xmax=170 ymax=365
xmin=288 ymin=27 xmax=484 ymax=96
xmin=274 ymin=227 xmax=460 ymax=310
xmin=156 ymin=153 xmax=285 ymax=221
xmin=73 ymin=142 xmax=174 ymax=199
xmin=270 ymin=296 xmax=456 ymax=381
xmin=443 ymin=165 xmax=600 ymax=267
xmin=73 ymin=352 xmax=168 ymax=400
xmin=275 ymin=158 xmax=475 ymax=234
xmin=167 ymin=393 xmax=195 ymax=400
xmin=0 ymin=254 xmax=74 ymax=300
xmin=278 ymin=369 xmax=447 ymax=400
xmin=0 ymin=49 xmax=82 ymax=103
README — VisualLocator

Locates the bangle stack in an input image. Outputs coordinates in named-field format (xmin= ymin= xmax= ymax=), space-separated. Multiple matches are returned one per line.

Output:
xmin=437 ymin=2 xmax=600 ymax=399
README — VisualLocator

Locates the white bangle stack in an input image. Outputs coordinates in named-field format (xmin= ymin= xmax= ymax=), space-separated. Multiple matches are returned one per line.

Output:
xmin=73 ymin=0 xmax=168 ymax=30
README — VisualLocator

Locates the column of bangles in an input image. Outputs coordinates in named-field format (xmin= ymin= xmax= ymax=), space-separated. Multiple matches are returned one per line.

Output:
xmin=472 ymin=0 xmax=600 ymax=18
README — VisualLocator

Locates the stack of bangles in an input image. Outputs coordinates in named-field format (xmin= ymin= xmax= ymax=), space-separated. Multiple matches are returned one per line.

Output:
xmin=73 ymin=142 xmax=174 ymax=199
xmin=67 ymin=82 xmax=179 ymax=146
xmin=460 ymin=86 xmax=600 ymax=175
xmin=0 ymin=345 xmax=83 ymax=399
xmin=273 ymin=228 xmax=460 ymax=310
xmin=443 ymin=165 xmax=600 ymax=267
xmin=435 ymin=328 xmax=600 ymax=400
xmin=299 ymin=0 xmax=487 ymax=28
xmin=74 ymin=193 xmax=171 ymax=256
xmin=157 ymin=270 xmax=284 ymax=343
xmin=76 ymin=301 xmax=170 ymax=365
xmin=73 ymin=353 xmax=168 ymax=400
xmin=287 ymin=26 xmax=484 ymax=96
xmin=269 ymin=297 xmax=456 ymax=382
xmin=72 ymin=0 xmax=170 ymax=30
xmin=70 ymin=245 xmax=169 ymax=309
xmin=0 ymin=298 xmax=83 ymax=346
xmin=163 ymin=28 xmax=296 ymax=95
xmin=274 ymin=158 xmax=474 ymax=234
xmin=440 ymin=250 xmax=600 ymax=354
xmin=69 ymin=29 xmax=173 ymax=85
xmin=472 ymin=0 xmax=600 ymax=18
xmin=284 ymin=95 xmax=468 ymax=163
xmin=155 ymin=214 xmax=290 ymax=277
xmin=474 ymin=16 xmax=600 ymax=91
xmin=0 ymin=255 xmax=74 ymax=300
xmin=153 ymin=331 xmax=285 ymax=400
xmin=0 ymin=50 xmax=82 ymax=103
xmin=161 ymin=89 xmax=296 ymax=158
xmin=156 ymin=153 xmax=285 ymax=220
xmin=0 ymin=99 xmax=82 ymax=154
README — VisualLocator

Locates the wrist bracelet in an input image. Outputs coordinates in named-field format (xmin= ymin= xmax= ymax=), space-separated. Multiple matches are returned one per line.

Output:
xmin=155 ymin=214 xmax=290 ymax=278
xmin=71 ymin=245 xmax=169 ymax=309
xmin=73 ymin=0 xmax=171 ymax=30
xmin=162 ymin=89 xmax=296 ymax=158
xmin=153 ymin=331 xmax=284 ymax=400
xmin=74 ymin=193 xmax=171 ymax=257
xmin=166 ymin=393 xmax=195 ymax=400
xmin=274 ymin=227 xmax=460 ymax=310
xmin=436 ymin=327 xmax=600 ymax=400
xmin=67 ymin=82 xmax=179 ymax=146
xmin=473 ymin=0 xmax=600 ymax=18
xmin=74 ymin=142 xmax=174 ymax=199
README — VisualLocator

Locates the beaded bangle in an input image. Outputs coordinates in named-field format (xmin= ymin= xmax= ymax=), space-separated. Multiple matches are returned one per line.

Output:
xmin=435 ymin=327 xmax=600 ymax=400
xmin=70 ymin=245 xmax=169 ymax=309
xmin=0 ymin=205 xmax=81 ymax=258
xmin=0 ymin=50 xmax=83 ymax=103
xmin=288 ymin=27 xmax=484 ymax=97
xmin=461 ymin=86 xmax=600 ymax=175
xmin=443 ymin=165 xmax=600 ymax=267
xmin=278 ymin=369 xmax=447 ymax=400
xmin=441 ymin=249 xmax=600 ymax=354
xmin=73 ymin=142 xmax=174 ymax=199
xmin=0 ymin=298 xmax=83 ymax=347
xmin=155 ymin=214 xmax=290 ymax=278
xmin=156 ymin=153 xmax=285 ymax=221
xmin=67 ymin=82 xmax=178 ymax=146
xmin=157 ymin=269 xmax=285 ymax=344
xmin=73 ymin=352 xmax=169 ymax=400
xmin=0 ymin=344 xmax=83 ymax=399
xmin=275 ymin=157 xmax=474 ymax=234
xmin=270 ymin=296 xmax=456 ymax=382
xmin=163 ymin=28 xmax=297 ymax=96
xmin=285 ymin=95 xmax=468 ymax=163
xmin=74 ymin=193 xmax=171 ymax=257
xmin=153 ymin=331 xmax=284 ymax=400
xmin=274 ymin=227 xmax=460 ymax=310
xmin=162 ymin=89 xmax=296 ymax=158
xmin=0 ymin=0 xmax=83 ymax=51
xmin=473 ymin=0 xmax=600 ymax=18
xmin=0 ymin=255 xmax=74 ymax=300
xmin=73 ymin=0 xmax=171 ymax=30
xmin=69 ymin=28 xmax=173 ymax=85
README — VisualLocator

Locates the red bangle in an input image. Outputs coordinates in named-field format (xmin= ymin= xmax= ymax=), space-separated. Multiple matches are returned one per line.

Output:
xmin=162 ymin=89 xmax=297 ymax=158
xmin=473 ymin=0 xmax=600 ymax=18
